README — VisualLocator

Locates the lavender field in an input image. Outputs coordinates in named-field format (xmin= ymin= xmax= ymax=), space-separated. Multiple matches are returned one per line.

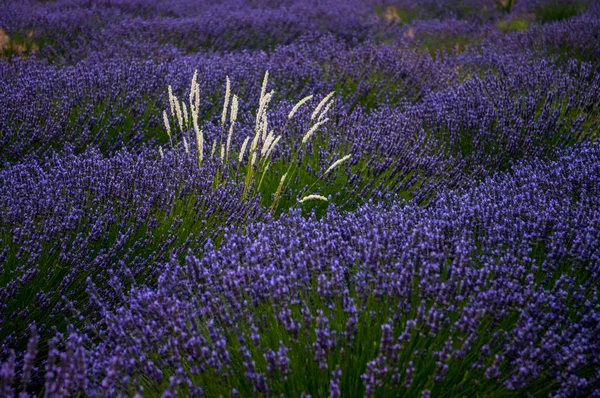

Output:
xmin=1 ymin=0 xmax=599 ymax=396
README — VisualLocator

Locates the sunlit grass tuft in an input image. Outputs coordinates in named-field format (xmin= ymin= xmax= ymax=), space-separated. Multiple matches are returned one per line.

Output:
xmin=162 ymin=71 xmax=348 ymax=216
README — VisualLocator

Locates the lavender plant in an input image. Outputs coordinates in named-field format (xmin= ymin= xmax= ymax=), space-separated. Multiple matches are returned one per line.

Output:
xmin=0 ymin=146 xmax=263 ymax=359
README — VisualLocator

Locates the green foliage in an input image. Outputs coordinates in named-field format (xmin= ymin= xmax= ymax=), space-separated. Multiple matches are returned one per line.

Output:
xmin=536 ymin=2 xmax=582 ymax=24
xmin=497 ymin=18 xmax=530 ymax=33
xmin=496 ymin=0 xmax=516 ymax=14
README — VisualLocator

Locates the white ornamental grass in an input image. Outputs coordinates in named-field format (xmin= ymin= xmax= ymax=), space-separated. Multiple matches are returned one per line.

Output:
xmin=261 ymin=131 xmax=275 ymax=157
xmin=277 ymin=173 xmax=287 ymax=191
xmin=238 ymin=136 xmax=250 ymax=163
xmin=318 ymin=100 xmax=333 ymax=122
xmin=324 ymin=154 xmax=352 ymax=175
xmin=260 ymin=112 xmax=269 ymax=142
xmin=249 ymin=128 xmax=260 ymax=154
xmin=302 ymin=118 xmax=329 ymax=144
xmin=263 ymin=135 xmax=281 ymax=161
xmin=311 ymin=92 xmax=334 ymax=120
xmin=193 ymin=78 xmax=200 ymax=113
xmin=230 ymin=95 xmax=239 ymax=123
xmin=270 ymin=172 xmax=288 ymax=212
xmin=163 ymin=111 xmax=173 ymax=147
xmin=189 ymin=70 xmax=197 ymax=111
xmin=298 ymin=194 xmax=328 ymax=203
xmin=226 ymin=95 xmax=239 ymax=162
xmin=260 ymin=71 xmax=269 ymax=103
xmin=174 ymin=97 xmax=183 ymax=133
xmin=221 ymin=76 xmax=231 ymax=127
xmin=288 ymin=95 xmax=313 ymax=120
xmin=168 ymin=85 xmax=175 ymax=116
xmin=182 ymin=102 xmax=189 ymax=129
xmin=163 ymin=71 xmax=351 ymax=211
xmin=193 ymin=114 xmax=203 ymax=166
xmin=255 ymin=71 xmax=269 ymax=132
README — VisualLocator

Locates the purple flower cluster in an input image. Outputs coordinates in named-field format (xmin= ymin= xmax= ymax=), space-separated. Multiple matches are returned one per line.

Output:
xmin=0 ymin=0 xmax=375 ymax=62
xmin=475 ymin=13 xmax=600 ymax=63
xmin=2 ymin=143 xmax=595 ymax=396
xmin=418 ymin=57 xmax=599 ymax=170
xmin=0 ymin=147 xmax=262 ymax=356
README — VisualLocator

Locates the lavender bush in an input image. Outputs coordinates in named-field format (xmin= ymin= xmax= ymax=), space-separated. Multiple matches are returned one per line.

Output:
xmin=0 ymin=0 xmax=599 ymax=396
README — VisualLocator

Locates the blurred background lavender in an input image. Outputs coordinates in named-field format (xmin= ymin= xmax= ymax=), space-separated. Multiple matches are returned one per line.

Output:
xmin=0 ymin=0 xmax=599 ymax=396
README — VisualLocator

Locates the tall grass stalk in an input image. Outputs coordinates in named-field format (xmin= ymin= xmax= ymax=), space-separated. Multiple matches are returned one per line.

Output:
xmin=162 ymin=71 xmax=351 ymax=214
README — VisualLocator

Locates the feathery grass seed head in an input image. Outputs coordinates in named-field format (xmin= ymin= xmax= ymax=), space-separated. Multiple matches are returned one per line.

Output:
xmin=288 ymin=95 xmax=313 ymax=120
xmin=261 ymin=131 xmax=275 ymax=157
xmin=239 ymin=136 xmax=250 ymax=163
xmin=231 ymin=95 xmax=239 ymax=123
xmin=302 ymin=118 xmax=329 ymax=144
xmin=221 ymin=76 xmax=231 ymax=126
xmin=168 ymin=85 xmax=175 ymax=116
xmin=189 ymin=70 xmax=198 ymax=109
xmin=325 ymin=154 xmax=352 ymax=175
xmin=183 ymin=102 xmax=189 ymax=128
xmin=260 ymin=71 xmax=269 ymax=101
xmin=299 ymin=194 xmax=328 ymax=203
xmin=311 ymin=92 xmax=335 ymax=120
xmin=194 ymin=118 xmax=203 ymax=166
xmin=318 ymin=100 xmax=333 ymax=122
xmin=163 ymin=111 xmax=172 ymax=136
xmin=175 ymin=97 xmax=184 ymax=132
xmin=264 ymin=135 xmax=281 ymax=161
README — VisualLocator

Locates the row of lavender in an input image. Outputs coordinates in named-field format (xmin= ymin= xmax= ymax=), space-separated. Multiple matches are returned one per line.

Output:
xmin=1 ymin=1 xmax=600 ymax=165
xmin=1 ymin=0 xmax=598 ymax=62
xmin=2 ymin=39 xmax=598 ymax=170
xmin=0 ymin=35 xmax=452 ymax=164
xmin=3 ymin=140 xmax=599 ymax=397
